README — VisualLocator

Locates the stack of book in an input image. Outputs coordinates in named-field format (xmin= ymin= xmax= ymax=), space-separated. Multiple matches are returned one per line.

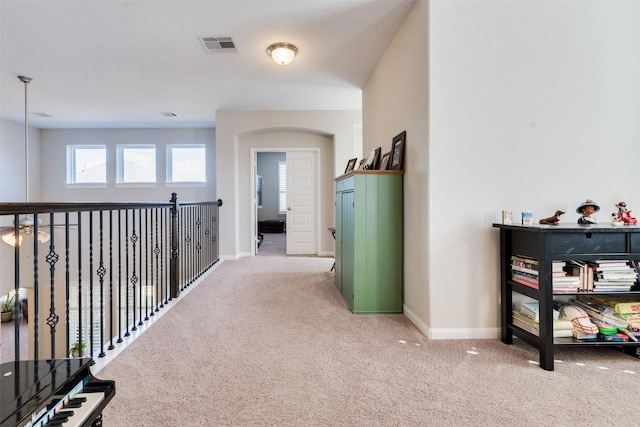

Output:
xmin=552 ymin=261 xmax=582 ymax=292
xmin=576 ymin=294 xmax=640 ymax=326
xmin=512 ymin=302 xmax=573 ymax=337
xmin=510 ymin=256 xmax=538 ymax=289
xmin=587 ymin=260 xmax=638 ymax=292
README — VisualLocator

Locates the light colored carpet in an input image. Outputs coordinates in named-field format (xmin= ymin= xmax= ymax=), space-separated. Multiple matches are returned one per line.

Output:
xmin=258 ymin=232 xmax=286 ymax=256
xmin=98 ymin=255 xmax=639 ymax=426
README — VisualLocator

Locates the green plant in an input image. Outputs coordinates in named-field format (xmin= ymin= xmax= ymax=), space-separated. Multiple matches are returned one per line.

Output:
xmin=71 ymin=340 xmax=87 ymax=352
xmin=1 ymin=292 xmax=15 ymax=313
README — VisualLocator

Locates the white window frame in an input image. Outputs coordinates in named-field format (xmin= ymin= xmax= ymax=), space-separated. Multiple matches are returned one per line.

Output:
xmin=166 ymin=144 xmax=206 ymax=186
xmin=66 ymin=145 xmax=107 ymax=187
xmin=116 ymin=144 xmax=157 ymax=187
xmin=278 ymin=160 xmax=287 ymax=214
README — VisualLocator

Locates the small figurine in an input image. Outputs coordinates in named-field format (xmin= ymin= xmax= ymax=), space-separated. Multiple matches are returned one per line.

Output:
xmin=576 ymin=199 xmax=599 ymax=224
xmin=611 ymin=213 xmax=623 ymax=227
xmin=539 ymin=210 xmax=565 ymax=225
xmin=615 ymin=202 xmax=637 ymax=225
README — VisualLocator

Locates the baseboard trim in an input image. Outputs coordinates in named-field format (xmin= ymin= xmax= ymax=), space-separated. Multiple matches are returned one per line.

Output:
xmin=403 ymin=304 xmax=500 ymax=340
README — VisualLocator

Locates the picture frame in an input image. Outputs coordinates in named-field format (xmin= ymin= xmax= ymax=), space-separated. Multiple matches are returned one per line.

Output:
xmin=344 ymin=157 xmax=357 ymax=173
xmin=357 ymin=159 xmax=367 ymax=170
xmin=379 ymin=151 xmax=391 ymax=170
xmin=389 ymin=130 xmax=406 ymax=171
xmin=364 ymin=147 xmax=381 ymax=170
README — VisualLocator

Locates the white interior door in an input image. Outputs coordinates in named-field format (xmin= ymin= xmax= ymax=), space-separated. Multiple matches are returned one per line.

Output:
xmin=286 ymin=151 xmax=317 ymax=255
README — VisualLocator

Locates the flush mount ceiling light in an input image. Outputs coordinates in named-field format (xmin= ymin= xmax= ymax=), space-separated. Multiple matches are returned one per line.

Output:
xmin=266 ymin=42 xmax=298 ymax=65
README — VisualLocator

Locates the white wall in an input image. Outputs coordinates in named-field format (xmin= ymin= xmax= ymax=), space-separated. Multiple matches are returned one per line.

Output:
xmin=39 ymin=128 xmax=216 ymax=203
xmin=363 ymin=0 xmax=429 ymax=334
xmin=215 ymin=110 xmax=362 ymax=259
xmin=365 ymin=0 xmax=640 ymax=339
xmin=430 ymin=0 xmax=640 ymax=337
xmin=0 ymin=119 xmax=41 ymax=203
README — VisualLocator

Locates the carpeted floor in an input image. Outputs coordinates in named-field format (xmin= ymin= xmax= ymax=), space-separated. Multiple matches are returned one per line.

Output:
xmin=257 ymin=232 xmax=286 ymax=256
xmin=98 ymin=255 xmax=640 ymax=426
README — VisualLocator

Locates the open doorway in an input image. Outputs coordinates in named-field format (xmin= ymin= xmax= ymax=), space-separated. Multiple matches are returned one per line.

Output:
xmin=256 ymin=152 xmax=287 ymax=256
xmin=252 ymin=149 xmax=319 ymax=256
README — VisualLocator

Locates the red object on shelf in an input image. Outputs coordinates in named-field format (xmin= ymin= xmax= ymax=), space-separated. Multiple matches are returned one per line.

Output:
xmin=620 ymin=210 xmax=638 ymax=225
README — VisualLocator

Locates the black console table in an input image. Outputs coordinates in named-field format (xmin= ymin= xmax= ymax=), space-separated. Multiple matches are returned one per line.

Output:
xmin=493 ymin=223 xmax=640 ymax=370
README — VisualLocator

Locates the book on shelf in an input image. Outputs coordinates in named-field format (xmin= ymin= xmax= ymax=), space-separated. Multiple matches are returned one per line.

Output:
xmin=512 ymin=311 xmax=573 ymax=337
xmin=552 ymin=261 xmax=566 ymax=273
xmin=576 ymin=294 xmax=640 ymax=314
xmin=512 ymin=271 xmax=538 ymax=283
xmin=519 ymin=302 xmax=560 ymax=323
xmin=572 ymin=329 xmax=598 ymax=340
xmin=511 ymin=255 xmax=538 ymax=266
xmin=511 ymin=264 xmax=539 ymax=276
xmin=586 ymin=260 xmax=631 ymax=269
xmin=511 ymin=277 xmax=539 ymax=290
xmin=597 ymin=333 xmax=629 ymax=342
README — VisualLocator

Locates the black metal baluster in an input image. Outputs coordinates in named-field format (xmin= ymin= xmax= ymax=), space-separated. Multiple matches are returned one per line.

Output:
xmin=108 ymin=209 xmax=115 ymax=351
xmin=89 ymin=212 xmax=94 ymax=357
xmin=153 ymin=208 xmax=159 ymax=314
xmin=65 ymin=212 xmax=70 ymax=357
xmin=117 ymin=209 xmax=124 ymax=343
xmin=77 ymin=213 xmax=83 ymax=357
xmin=138 ymin=209 xmax=143 ymax=326
xmin=97 ymin=211 xmax=106 ymax=358
xmin=170 ymin=193 xmax=179 ymax=299
xmin=130 ymin=209 xmax=138 ymax=331
xmin=161 ymin=206 xmax=167 ymax=306
xmin=125 ymin=210 xmax=131 ymax=337
xmin=33 ymin=213 xmax=40 ymax=360
xmin=12 ymin=214 xmax=20 ymax=362
xmin=144 ymin=208 xmax=150 ymax=321
xmin=46 ymin=212 xmax=60 ymax=360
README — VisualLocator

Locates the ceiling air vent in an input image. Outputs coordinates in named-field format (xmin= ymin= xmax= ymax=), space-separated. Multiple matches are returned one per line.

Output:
xmin=200 ymin=36 xmax=238 ymax=53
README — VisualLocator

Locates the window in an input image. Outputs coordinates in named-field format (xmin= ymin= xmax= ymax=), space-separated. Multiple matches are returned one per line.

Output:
xmin=66 ymin=145 xmax=106 ymax=184
xmin=167 ymin=145 xmax=206 ymax=183
xmin=278 ymin=161 xmax=287 ymax=214
xmin=117 ymin=145 xmax=156 ymax=184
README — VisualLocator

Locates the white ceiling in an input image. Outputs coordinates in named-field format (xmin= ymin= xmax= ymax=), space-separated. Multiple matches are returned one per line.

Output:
xmin=0 ymin=0 xmax=416 ymax=129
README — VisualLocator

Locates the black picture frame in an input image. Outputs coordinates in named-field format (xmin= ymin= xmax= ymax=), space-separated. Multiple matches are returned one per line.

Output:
xmin=344 ymin=157 xmax=357 ymax=173
xmin=357 ymin=159 xmax=367 ymax=170
xmin=390 ymin=131 xmax=406 ymax=171
xmin=379 ymin=151 xmax=391 ymax=170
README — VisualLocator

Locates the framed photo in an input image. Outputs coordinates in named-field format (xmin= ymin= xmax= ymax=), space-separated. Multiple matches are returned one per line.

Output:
xmin=364 ymin=147 xmax=381 ymax=170
xmin=344 ymin=158 xmax=357 ymax=173
xmin=379 ymin=151 xmax=391 ymax=170
xmin=357 ymin=158 xmax=367 ymax=170
xmin=389 ymin=130 xmax=406 ymax=171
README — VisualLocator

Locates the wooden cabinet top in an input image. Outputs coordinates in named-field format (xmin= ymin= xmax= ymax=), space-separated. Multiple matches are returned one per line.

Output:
xmin=335 ymin=170 xmax=404 ymax=182
xmin=493 ymin=223 xmax=640 ymax=233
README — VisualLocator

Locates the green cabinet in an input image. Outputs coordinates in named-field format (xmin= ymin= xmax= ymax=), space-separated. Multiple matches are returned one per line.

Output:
xmin=334 ymin=171 xmax=403 ymax=313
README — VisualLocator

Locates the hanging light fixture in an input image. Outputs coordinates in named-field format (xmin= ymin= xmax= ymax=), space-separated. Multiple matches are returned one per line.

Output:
xmin=266 ymin=42 xmax=298 ymax=65
xmin=1 ymin=76 xmax=50 ymax=247
xmin=2 ymin=232 xmax=23 ymax=247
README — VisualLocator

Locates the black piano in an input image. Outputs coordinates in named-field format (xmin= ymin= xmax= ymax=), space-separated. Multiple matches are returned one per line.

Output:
xmin=0 ymin=358 xmax=115 ymax=427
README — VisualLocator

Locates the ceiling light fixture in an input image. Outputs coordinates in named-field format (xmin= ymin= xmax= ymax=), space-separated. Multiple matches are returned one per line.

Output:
xmin=266 ymin=42 xmax=298 ymax=65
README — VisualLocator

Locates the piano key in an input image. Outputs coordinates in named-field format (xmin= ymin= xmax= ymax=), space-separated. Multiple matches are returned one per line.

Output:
xmin=54 ymin=392 xmax=105 ymax=427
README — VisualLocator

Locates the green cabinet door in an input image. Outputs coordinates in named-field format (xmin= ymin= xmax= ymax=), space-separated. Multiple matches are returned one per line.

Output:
xmin=335 ymin=171 xmax=403 ymax=314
